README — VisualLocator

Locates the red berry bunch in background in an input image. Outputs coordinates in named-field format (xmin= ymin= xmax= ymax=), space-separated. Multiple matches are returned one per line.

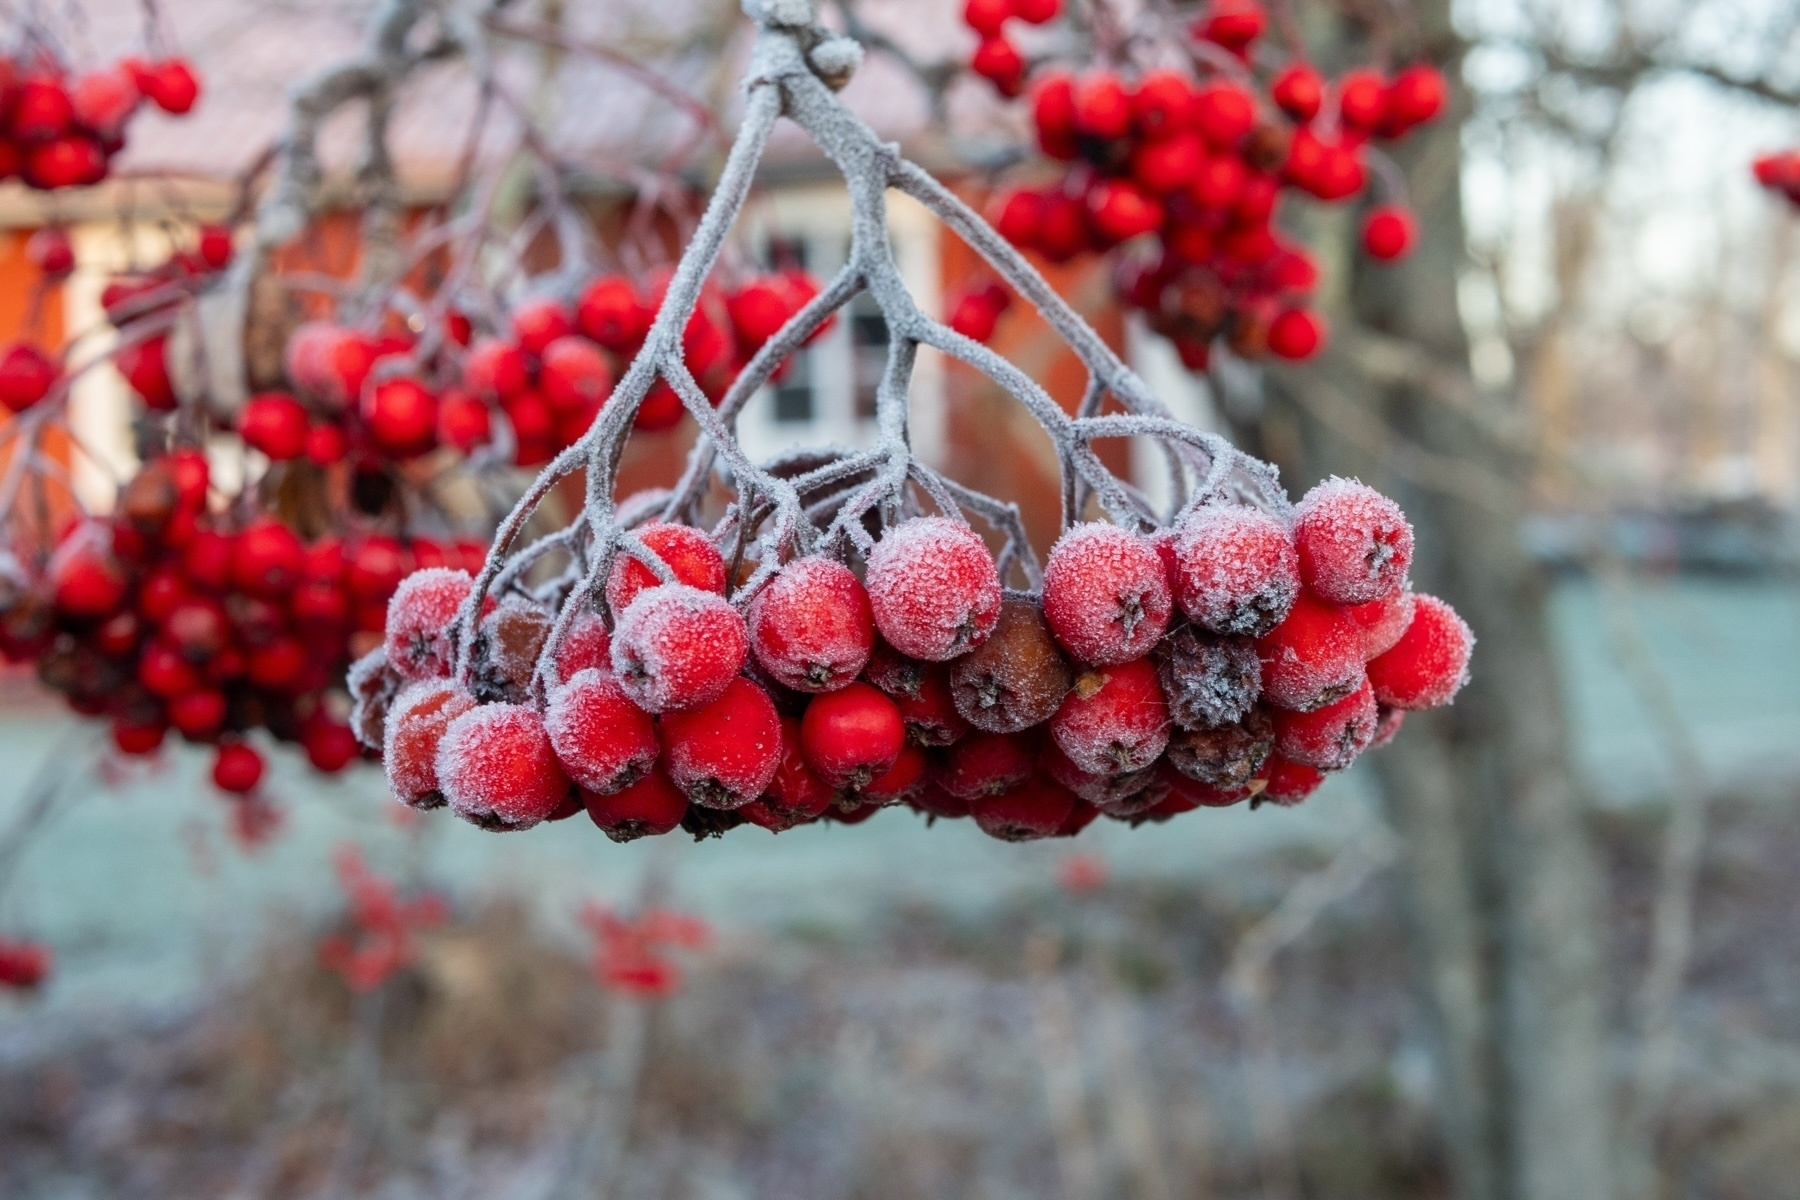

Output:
xmin=968 ymin=0 xmax=1444 ymax=367
xmin=579 ymin=900 xmax=712 ymax=998
xmin=1753 ymin=150 xmax=1800 ymax=208
xmin=962 ymin=0 xmax=1063 ymax=97
xmin=316 ymin=844 xmax=449 ymax=992
xmin=0 ymin=49 xmax=200 ymax=190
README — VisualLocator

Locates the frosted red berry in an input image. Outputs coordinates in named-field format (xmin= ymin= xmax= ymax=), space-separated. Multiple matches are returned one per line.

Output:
xmin=864 ymin=517 xmax=1001 ymax=662
xmin=1260 ymin=754 xmax=1325 ymax=806
xmin=1347 ymin=588 xmax=1415 ymax=660
xmin=748 ymin=557 xmax=874 ymax=692
xmin=800 ymin=681 xmax=904 ymax=791
xmin=547 ymin=668 xmax=660 ymax=795
xmin=1171 ymin=505 xmax=1299 ymax=637
xmin=383 ymin=568 xmax=473 ymax=680
xmin=552 ymin=609 xmax=613 ymax=683
xmin=1366 ymin=593 xmax=1472 ymax=710
xmin=948 ymin=597 xmax=1072 ymax=733
xmin=1272 ymin=676 xmax=1377 ymax=770
xmin=384 ymin=681 xmax=478 ymax=807
xmin=605 ymin=522 xmax=726 ymax=617
xmin=584 ymin=769 xmax=687 ymax=843
xmin=936 ymin=730 xmax=1037 ymax=799
xmin=1050 ymin=659 xmax=1171 ymax=776
xmin=611 ymin=584 xmax=748 ymax=713
xmin=971 ymin=775 xmax=1077 ymax=842
xmin=1292 ymin=477 xmax=1413 ymax=605
xmin=1041 ymin=522 xmax=1173 ymax=666
xmin=764 ymin=716 xmax=836 ymax=823
xmin=659 ymin=676 xmax=781 ymax=809
xmin=436 ymin=702 xmax=571 ymax=831
xmin=1041 ymin=738 xmax=1162 ymax=813
xmin=1255 ymin=591 xmax=1366 ymax=712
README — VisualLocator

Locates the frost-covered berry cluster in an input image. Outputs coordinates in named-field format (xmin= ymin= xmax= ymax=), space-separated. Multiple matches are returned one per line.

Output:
xmin=345 ymin=2 xmax=1471 ymax=845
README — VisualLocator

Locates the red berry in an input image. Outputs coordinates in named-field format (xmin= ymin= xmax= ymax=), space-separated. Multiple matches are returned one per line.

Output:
xmin=24 ymin=136 xmax=105 ymax=189
xmin=1193 ymin=81 xmax=1255 ymax=148
xmin=1272 ymin=676 xmax=1377 ymax=770
xmin=763 ymin=716 xmax=836 ymax=823
xmin=1371 ymin=704 xmax=1405 ymax=748
xmin=1337 ymin=69 xmax=1388 ymax=131
xmin=605 ymin=522 xmax=726 ymax=617
xmin=1131 ymin=133 xmax=1206 ymax=196
xmin=437 ymin=702 xmax=571 ymax=830
xmin=862 ymin=742 xmax=929 ymax=804
xmin=139 ymin=641 xmax=200 ymax=697
xmin=948 ymin=288 xmax=1008 ymax=343
xmin=725 ymin=278 xmax=792 ymax=351
xmin=305 ymin=422 xmax=348 ymax=465
xmin=1362 ymin=205 xmax=1417 ymax=260
xmin=584 ymin=768 xmax=687 ymax=842
xmin=1195 ymin=0 xmax=1265 ymax=49
xmin=142 ymin=59 xmax=201 ymax=114
xmin=346 ymin=536 xmax=409 ymax=602
xmin=112 ymin=715 xmax=167 ymax=756
xmin=435 ymin=388 xmax=491 ymax=453
xmin=363 ymin=377 xmax=438 ymax=458
xmin=1041 ymin=739 xmax=1162 ymax=813
xmin=964 ymin=0 xmax=1012 ymax=36
xmin=12 ymin=77 xmax=72 ymax=143
xmin=463 ymin=337 xmax=530 ymax=401
xmin=511 ymin=299 xmax=575 ymax=357
xmin=865 ymin=516 xmax=1001 ymax=662
xmin=1042 ymin=523 xmax=1172 ymax=666
xmin=383 ymin=680 xmax=476 ymax=807
xmin=169 ymin=688 xmax=227 ymax=739
xmin=1131 ymin=69 xmax=1194 ymax=138
xmin=1086 ymin=179 xmax=1163 ymax=243
xmin=26 ymin=226 xmax=74 ymax=278
xmin=659 ymin=675 xmax=781 ymax=809
xmin=892 ymin=665 xmax=970 ymax=746
xmin=49 ymin=522 xmax=128 ymax=617
xmin=748 ymin=557 xmax=874 ymax=692
xmin=231 ymin=518 xmax=304 ymax=599
xmin=1366 ymin=593 xmax=1472 ymax=710
xmin=1050 ymin=659 xmax=1170 ymax=776
xmin=1010 ymin=0 xmax=1059 ymax=21
xmin=800 ymin=681 xmax=904 ymax=791
xmin=384 ymin=568 xmax=473 ymax=680
xmin=1032 ymin=72 xmax=1079 ymax=158
xmin=1272 ymin=63 xmax=1324 ymax=122
xmin=539 ymin=335 xmax=613 ymax=416
xmin=547 ymin=667 xmax=660 ymax=794
xmin=612 ymin=584 xmax=748 ymax=713
xmin=71 ymin=67 xmax=138 ymax=137
xmin=1385 ymin=64 xmax=1447 ymax=131
xmin=971 ymin=36 xmax=1026 ymax=96
xmin=212 ymin=741 xmax=264 ymax=794
xmin=552 ymin=610 xmax=613 ymax=684
xmin=0 ymin=343 xmax=58 ymax=413
xmin=1293 ymin=477 xmax=1414 ymax=605
xmin=576 ymin=277 xmax=651 ymax=353
xmin=196 ymin=225 xmax=234 ymax=270
xmin=1261 ymin=754 xmax=1325 ymax=806
xmin=1074 ymin=73 xmax=1131 ymax=139
xmin=1158 ymin=762 xmax=1254 ymax=810
xmin=1171 ymin=505 xmax=1299 ymax=637
xmin=1255 ymin=591 xmax=1366 ymax=711
xmin=937 ymin=730 xmax=1037 ymax=799
xmin=1268 ymin=308 xmax=1325 ymax=359
xmin=237 ymin=392 xmax=309 ymax=460
xmin=1347 ymin=588 xmax=1415 ymax=660
xmin=246 ymin=636 xmax=307 ymax=689
xmin=910 ymin=784 xmax=971 ymax=821
xmin=992 ymin=188 xmax=1046 ymax=247
xmin=305 ymin=719 xmax=359 ymax=773
xmin=971 ymin=774 xmax=1077 ymax=841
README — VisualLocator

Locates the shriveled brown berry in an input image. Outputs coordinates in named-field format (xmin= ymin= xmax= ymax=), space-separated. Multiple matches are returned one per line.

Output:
xmin=1166 ymin=705 xmax=1273 ymax=788
xmin=1157 ymin=624 xmax=1261 ymax=730
xmin=471 ymin=599 xmax=551 ymax=702
xmin=949 ymin=598 xmax=1073 ymax=733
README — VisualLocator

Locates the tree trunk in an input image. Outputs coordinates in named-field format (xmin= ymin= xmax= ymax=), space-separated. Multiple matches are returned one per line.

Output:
xmin=1262 ymin=4 xmax=1617 ymax=1197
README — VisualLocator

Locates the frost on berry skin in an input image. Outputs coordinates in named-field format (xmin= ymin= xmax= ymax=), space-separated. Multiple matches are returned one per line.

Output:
xmin=436 ymin=702 xmax=572 ymax=831
xmin=348 ymin=647 xmax=403 ymax=751
xmin=971 ymin=774 xmax=1079 ymax=842
xmin=863 ymin=639 xmax=929 ymax=699
xmin=799 ymin=682 xmax=905 ymax=791
xmin=1171 ymin=505 xmax=1300 ymax=637
xmin=1166 ymin=705 xmax=1274 ymax=788
xmin=1156 ymin=624 xmax=1261 ymax=730
xmin=471 ymin=600 xmax=552 ymax=703
xmin=1041 ymin=738 xmax=1163 ymax=814
xmin=659 ymin=676 xmax=781 ymax=809
xmin=893 ymin=665 xmax=971 ymax=746
xmin=1255 ymin=592 xmax=1367 ymax=712
xmin=935 ymin=730 xmax=1037 ymax=800
xmin=747 ymin=557 xmax=874 ymax=692
xmin=1292 ymin=477 xmax=1414 ymax=606
xmin=1257 ymin=754 xmax=1326 ymax=808
xmin=948 ymin=598 xmax=1072 ymax=733
xmin=1041 ymin=523 xmax=1173 ymax=666
xmin=604 ymin=522 xmax=726 ymax=618
xmin=864 ymin=516 xmax=1002 ymax=662
xmin=546 ymin=669 xmax=659 ymax=794
xmin=584 ymin=769 xmax=687 ymax=843
xmin=384 ymin=569 xmax=473 ymax=681
xmin=764 ymin=716 xmax=836 ymax=823
xmin=611 ymin=584 xmax=749 ymax=714
xmin=383 ymin=679 xmax=477 ymax=808
xmin=1049 ymin=659 xmax=1170 ymax=777
xmin=552 ymin=609 xmax=613 ymax=684
xmin=1371 ymin=705 xmax=1405 ymax=749
xmin=1272 ymin=677 xmax=1377 ymax=771
xmin=1347 ymin=588 xmax=1416 ymax=661
xmin=1367 ymin=593 xmax=1473 ymax=710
